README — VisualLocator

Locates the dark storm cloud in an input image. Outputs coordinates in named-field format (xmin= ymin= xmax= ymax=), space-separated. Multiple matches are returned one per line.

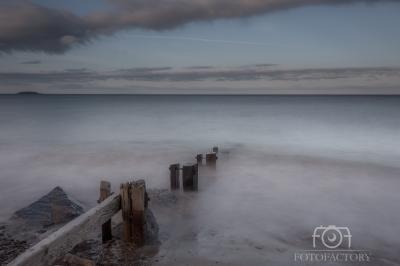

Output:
xmin=1 ymin=0 xmax=399 ymax=54
xmin=0 ymin=2 xmax=88 ymax=53
xmin=1 ymin=66 xmax=400 ymax=85
xmin=21 ymin=60 xmax=41 ymax=64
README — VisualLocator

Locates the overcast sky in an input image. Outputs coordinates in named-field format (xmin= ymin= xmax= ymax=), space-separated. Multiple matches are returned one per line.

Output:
xmin=1 ymin=0 xmax=400 ymax=94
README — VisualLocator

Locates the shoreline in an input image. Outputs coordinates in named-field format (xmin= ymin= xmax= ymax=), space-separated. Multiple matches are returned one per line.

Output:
xmin=1 ymin=151 xmax=400 ymax=265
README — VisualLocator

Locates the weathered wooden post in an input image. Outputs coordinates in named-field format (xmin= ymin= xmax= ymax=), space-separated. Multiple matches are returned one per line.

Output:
xmin=213 ymin=147 xmax=218 ymax=153
xmin=131 ymin=180 xmax=147 ymax=246
xmin=120 ymin=182 xmax=132 ymax=243
xmin=182 ymin=163 xmax=198 ymax=191
xmin=206 ymin=152 xmax=218 ymax=164
xmin=169 ymin=163 xmax=180 ymax=190
xmin=195 ymin=154 xmax=203 ymax=163
xmin=97 ymin=181 xmax=112 ymax=244
xmin=120 ymin=180 xmax=147 ymax=246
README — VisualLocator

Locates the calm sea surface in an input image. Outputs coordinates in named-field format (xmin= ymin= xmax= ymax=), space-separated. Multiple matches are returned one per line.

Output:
xmin=1 ymin=95 xmax=399 ymax=164
xmin=1 ymin=95 xmax=399 ymax=264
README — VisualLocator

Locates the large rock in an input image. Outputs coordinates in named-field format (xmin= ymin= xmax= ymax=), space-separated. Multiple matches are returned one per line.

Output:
xmin=146 ymin=208 xmax=159 ymax=244
xmin=147 ymin=189 xmax=178 ymax=206
xmin=12 ymin=186 xmax=86 ymax=227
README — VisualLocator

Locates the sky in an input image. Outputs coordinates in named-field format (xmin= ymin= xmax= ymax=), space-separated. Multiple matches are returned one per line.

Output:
xmin=0 ymin=0 xmax=400 ymax=94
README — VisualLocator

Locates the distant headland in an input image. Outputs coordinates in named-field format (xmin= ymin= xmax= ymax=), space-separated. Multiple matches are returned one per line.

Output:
xmin=16 ymin=91 xmax=42 ymax=95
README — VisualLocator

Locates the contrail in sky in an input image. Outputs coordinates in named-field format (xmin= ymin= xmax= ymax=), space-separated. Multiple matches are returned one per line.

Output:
xmin=123 ymin=35 xmax=306 ymax=48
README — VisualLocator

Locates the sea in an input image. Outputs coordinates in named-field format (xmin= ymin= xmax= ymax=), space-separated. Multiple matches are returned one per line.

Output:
xmin=0 ymin=95 xmax=399 ymax=265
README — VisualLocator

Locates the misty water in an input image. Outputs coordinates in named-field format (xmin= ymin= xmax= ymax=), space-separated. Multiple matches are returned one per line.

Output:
xmin=1 ymin=95 xmax=400 ymax=265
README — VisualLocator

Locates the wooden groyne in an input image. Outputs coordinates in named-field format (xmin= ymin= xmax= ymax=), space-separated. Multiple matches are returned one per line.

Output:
xmin=8 ymin=147 xmax=222 ymax=266
xmin=8 ymin=180 xmax=146 ymax=266
xmin=170 ymin=147 xmax=219 ymax=191
xmin=8 ymin=190 xmax=121 ymax=266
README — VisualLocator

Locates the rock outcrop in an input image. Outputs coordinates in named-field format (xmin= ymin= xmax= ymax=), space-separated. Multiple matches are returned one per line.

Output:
xmin=12 ymin=186 xmax=86 ymax=227
xmin=147 ymin=189 xmax=178 ymax=206
xmin=145 ymin=208 xmax=159 ymax=244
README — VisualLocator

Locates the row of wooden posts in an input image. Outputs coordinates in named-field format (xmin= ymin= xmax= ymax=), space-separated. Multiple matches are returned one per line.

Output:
xmin=9 ymin=147 xmax=220 ymax=266
xmin=169 ymin=147 xmax=219 ymax=191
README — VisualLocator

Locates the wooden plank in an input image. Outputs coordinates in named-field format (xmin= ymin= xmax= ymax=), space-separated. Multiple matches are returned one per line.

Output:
xmin=97 ymin=181 xmax=112 ymax=244
xmin=131 ymin=180 xmax=146 ymax=246
xmin=169 ymin=163 xmax=180 ymax=190
xmin=182 ymin=163 xmax=198 ymax=191
xmin=120 ymin=182 xmax=132 ymax=243
xmin=8 ymin=193 xmax=121 ymax=266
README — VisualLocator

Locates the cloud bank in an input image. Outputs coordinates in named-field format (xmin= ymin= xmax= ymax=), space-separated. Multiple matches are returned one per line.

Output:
xmin=1 ymin=65 xmax=399 ymax=84
xmin=21 ymin=60 xmax=41 ymax=65
xmin=1 ymin=0 xmax=399 ymax=54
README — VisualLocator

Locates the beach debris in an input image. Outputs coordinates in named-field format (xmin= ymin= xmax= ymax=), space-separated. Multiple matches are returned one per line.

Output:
xmin=62 ymin=253 xmax=95 ymax=266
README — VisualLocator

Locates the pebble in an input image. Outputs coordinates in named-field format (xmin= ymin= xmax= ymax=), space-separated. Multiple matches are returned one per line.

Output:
xmin=0 ymin=234 xmax=30 ymax=265
xmin=37 ymin=229 xmax=47 ymax=234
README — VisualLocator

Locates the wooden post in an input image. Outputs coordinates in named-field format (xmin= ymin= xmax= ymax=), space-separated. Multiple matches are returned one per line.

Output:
xmin=213 ymin=147 xmax=218 ymax=153
xmin=193 ymin=163 xmax=198 ymax=190
xmin=97 ymin=181 xmax=112 ymax=244
xmin=195 ymin=154 xmax=202 ymax=163
xmin=206 ymin=152 xmax=217 ymax=164
xmin=169 ymin=163 xmax=180 ymax=190
xmin=131 ymin=180 xmax=146 ymax=246
xmin=120 ymin=182 xmax=132 ymax=243
xmin=182 ymin=163 xmax=198 ymax=191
